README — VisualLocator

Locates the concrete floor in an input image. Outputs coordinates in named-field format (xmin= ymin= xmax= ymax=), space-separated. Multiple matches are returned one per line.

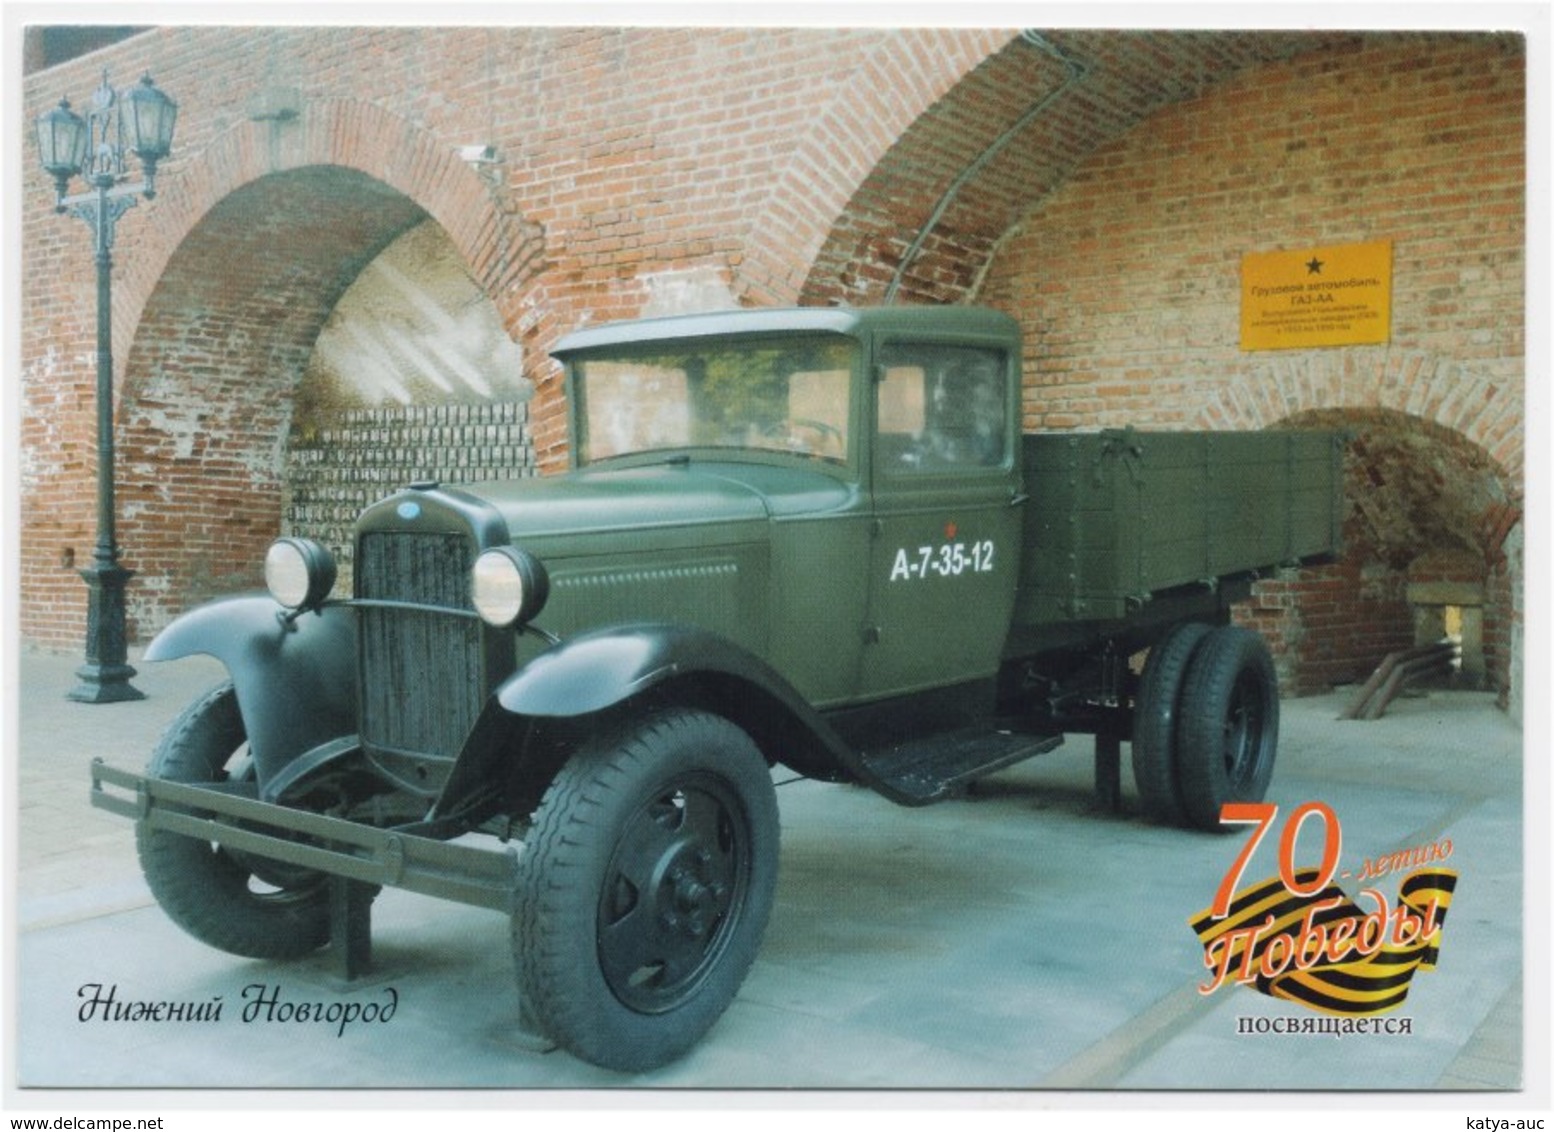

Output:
xmin=4 ymin=645 xmax=1538 ymax=1101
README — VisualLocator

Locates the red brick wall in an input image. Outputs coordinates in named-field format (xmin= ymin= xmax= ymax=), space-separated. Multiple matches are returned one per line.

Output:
xmin=981 ymin=35 xmax=1522 ymax=444
xmin=1236 ymin=563 xmax=1416 ymax=696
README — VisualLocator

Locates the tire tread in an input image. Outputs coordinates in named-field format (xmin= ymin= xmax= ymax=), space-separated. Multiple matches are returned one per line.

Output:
xmin=1176 ymin=627 xmax=1280 ymax=832
xmin=136 ymin=682 xmax=331 ymax=959
xmin=1131 ymin=621 xmax=1213 ymax=824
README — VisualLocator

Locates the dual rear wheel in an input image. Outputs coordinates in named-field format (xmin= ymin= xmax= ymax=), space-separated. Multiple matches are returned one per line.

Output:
xmin=1132 ymin=624 xmax=1280 ymax=831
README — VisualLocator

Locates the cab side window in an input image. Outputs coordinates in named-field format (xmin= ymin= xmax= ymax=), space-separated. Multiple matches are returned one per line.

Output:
xmin=877 ymin=344 xmax=1008 ymax=472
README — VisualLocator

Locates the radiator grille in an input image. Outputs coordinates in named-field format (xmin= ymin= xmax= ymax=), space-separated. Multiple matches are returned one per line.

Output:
xmin=357 ymin=530 xmax=486 ymax=760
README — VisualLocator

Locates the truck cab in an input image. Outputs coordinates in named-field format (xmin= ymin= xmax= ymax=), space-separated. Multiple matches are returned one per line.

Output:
xmin=542 ymin=305 xmax=1025 ymax=708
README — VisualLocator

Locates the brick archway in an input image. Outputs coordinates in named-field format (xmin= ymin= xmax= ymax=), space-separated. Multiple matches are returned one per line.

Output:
xmin=789 ymin=29 xmax=1353 ymax=310
xmin=1195 ymin=348 xmax=1523 ymax=491
xmin=116 ymin=99 xmax=540 ymax=381
xmin=109 ymin=103 xmax=542 ymax=635
xmin=1236 ymin=402 xmax=1521 ymax=709
xmin=735 ymin=28 xmax=1014 ymax=306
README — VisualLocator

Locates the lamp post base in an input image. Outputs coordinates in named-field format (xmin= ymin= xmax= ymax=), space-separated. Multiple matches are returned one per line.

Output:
xmin=68 ymin=662 xmax=146 ymax=704
xmin=68 ymin=561 xmax=146 ymax=704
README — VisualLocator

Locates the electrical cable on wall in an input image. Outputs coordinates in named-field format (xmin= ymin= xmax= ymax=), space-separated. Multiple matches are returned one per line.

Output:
xmin=884 ymin=31 xmax=1089 ymax=305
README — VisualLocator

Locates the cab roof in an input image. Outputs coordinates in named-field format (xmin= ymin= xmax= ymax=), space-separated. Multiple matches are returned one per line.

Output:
xmin=551 ymin=305 xmax=1020 ymax=357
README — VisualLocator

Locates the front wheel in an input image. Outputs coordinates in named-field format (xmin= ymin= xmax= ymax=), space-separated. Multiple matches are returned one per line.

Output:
xmin=513 ymin=708 xmax=779 ymax=1072
xmin=1176 ymin=627 xmax=1280 ymax=831
xmin=136 ymin=682 xmax=332 ymax=959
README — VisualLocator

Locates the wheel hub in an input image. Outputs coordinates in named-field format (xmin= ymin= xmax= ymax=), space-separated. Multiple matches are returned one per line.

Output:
xmin=661 ymin=852 xmax=731 ymax=938
xmin=1222 ymin=672 xmax=1265 ymax=786
xmin=598 ymin=775 xmax=749 ymax=1012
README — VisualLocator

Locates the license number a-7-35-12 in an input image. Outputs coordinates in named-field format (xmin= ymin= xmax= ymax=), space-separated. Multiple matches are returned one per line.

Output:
xmin=888 ymin=540 xmax=995 ymax=582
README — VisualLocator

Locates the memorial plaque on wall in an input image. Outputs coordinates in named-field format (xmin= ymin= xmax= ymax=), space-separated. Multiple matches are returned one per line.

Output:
xmin=1241 ymin=238 xmax=1393 ymax=350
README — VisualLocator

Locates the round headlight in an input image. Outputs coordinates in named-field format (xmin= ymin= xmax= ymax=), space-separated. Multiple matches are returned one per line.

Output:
xmin=264 ymin=538 xmax=337 ymax=611
xmin=472 ymin=546 xmax=550 ymax=628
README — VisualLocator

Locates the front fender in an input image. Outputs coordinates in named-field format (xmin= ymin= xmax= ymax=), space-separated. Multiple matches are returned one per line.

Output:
xmin=432 ymin=623 xmax=858 ymax=821
xmin=145 ymin=595 xmax=356 ymax=787
xmin=495 ymin=622 xmax=796 ymax=718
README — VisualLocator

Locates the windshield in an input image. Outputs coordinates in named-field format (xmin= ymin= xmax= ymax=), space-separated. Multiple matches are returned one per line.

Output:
xmin=574 ymin=337 xmax=855 ymax=466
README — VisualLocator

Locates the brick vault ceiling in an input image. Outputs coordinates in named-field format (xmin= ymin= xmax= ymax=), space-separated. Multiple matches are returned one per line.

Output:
xmin=804 ymin=29 xmax=1414 ymax=307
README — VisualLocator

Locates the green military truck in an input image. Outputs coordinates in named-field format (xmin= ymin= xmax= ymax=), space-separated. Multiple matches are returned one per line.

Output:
xmin=92 ymin=305 xmax=1342 ymax=1071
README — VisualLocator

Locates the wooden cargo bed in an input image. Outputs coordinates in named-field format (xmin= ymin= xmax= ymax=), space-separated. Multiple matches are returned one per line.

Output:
xmin=1014 ymin=428 xmax=1343 ymax=631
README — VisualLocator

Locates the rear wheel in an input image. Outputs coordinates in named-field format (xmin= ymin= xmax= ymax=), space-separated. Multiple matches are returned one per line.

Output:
xmin=514 ymin=708 xmax=779 ymax=1072
xmin=136 ymin=683 xmax=332 ymax=958
xmin=1176 ymin=627 xmax=1280 ymax=831
xmin=1131 ymin=621 xmax=1213 ymax=824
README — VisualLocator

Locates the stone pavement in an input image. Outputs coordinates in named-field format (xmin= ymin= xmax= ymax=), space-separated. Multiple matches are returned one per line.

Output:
xmin=4 ymin=645 xmax=1538 ymax=1099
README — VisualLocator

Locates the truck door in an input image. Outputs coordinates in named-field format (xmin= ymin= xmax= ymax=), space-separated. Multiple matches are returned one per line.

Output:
xmin=861 ymin=339 xmax=1023 ymax=700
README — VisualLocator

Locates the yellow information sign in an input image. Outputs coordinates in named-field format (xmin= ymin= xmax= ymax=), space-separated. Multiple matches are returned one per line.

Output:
xmin=1241 ymin=239 xmax=1392 ymax=350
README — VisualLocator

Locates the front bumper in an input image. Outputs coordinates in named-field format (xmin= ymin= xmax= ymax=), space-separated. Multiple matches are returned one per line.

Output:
xmin=90 ymin=759 xmax=520 ymax=913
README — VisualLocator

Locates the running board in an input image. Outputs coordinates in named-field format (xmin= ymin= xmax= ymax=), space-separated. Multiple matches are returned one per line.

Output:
xmin=857 ymin=727 xmax=1063 ymax=806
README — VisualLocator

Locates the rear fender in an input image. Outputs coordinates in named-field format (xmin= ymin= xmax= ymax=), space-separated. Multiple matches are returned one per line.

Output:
xmin=144 ymin=595 xmax=356 ymax=787
xmin=432 ymin=623 xmax=859 ymax=820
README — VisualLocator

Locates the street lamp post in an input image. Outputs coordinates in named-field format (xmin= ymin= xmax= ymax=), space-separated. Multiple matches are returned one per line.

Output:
xmin=35 ymin=71 xmax=176 ymax=703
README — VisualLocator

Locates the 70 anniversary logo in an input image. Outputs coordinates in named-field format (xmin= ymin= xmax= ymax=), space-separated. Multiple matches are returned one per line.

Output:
xmin=1190 ymin=802 xmax=1457 ymax=1017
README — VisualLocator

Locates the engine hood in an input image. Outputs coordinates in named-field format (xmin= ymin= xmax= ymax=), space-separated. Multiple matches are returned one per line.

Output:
xmin=460 ymin=460 xmax=855 ymax=546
